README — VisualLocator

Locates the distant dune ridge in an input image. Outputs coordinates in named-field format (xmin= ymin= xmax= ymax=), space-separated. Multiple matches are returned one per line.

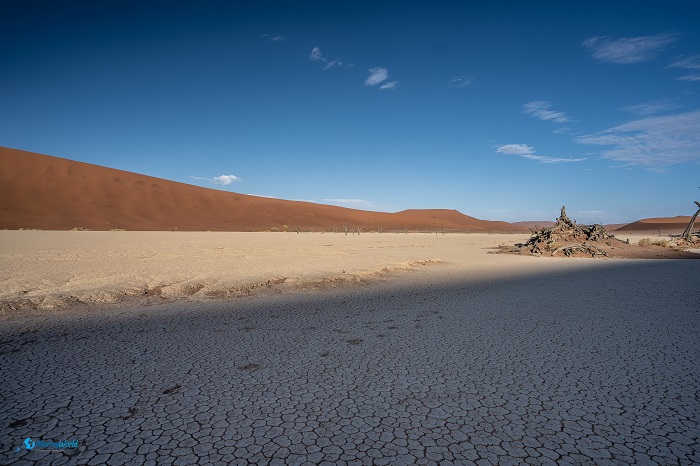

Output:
xmin=613 ymin=216 xmax=696 ymax=234
xmin=3 ymin=146 xmax=696 ymax=233
xmin=0 ymin=146 xmax=524 ymax=232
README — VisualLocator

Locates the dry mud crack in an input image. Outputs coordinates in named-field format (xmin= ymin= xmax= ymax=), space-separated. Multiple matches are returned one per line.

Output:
xmin=2 ymin=258 xmax=699 ymax=465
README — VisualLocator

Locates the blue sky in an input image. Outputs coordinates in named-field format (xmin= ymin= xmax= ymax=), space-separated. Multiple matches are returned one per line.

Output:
xmin=2 ymin=1 xmax=700 ymax=223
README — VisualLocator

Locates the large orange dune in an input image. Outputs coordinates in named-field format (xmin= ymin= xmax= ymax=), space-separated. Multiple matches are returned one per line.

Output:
xmin=0 ymin=147 xmax=525 ymax=232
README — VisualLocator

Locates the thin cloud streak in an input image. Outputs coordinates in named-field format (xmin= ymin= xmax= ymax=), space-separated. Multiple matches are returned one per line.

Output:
xmin=380 ymin=81 xmax=398 ymax=90
xmin=577 ymin=110 xmax=700 ymax=166
xmin=523 ymin=101 xmax=572 ymax=123
xmin=261 ymin=33 xmax=287 ymax=42
xmin=496 ymin=144 xmax=585 ymax=163
xmin=496 ymin=144 xmax=534 ymax=155
xmin=668 ymin=53 xmax=700 ymax=81
xmin=450 ymin=76 xmax=473 ymax=88
xmin=668 ymin=53 xmax=700 ymax=69
xmin=322 ymin=198 xmax=385 ymax=210
xmin=192 ymin=175 xmax=241 ymax=186
xmin=582 ymin=33 xmax=678 ymax=64
xmin=622 ymin=98 xmax=680 ymax=116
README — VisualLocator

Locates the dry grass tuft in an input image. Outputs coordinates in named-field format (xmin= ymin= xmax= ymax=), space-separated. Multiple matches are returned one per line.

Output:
xmin=638 ymin=238 xmax=670 ymax=247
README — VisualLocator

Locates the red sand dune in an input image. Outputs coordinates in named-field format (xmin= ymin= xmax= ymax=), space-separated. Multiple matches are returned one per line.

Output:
xmin=604 ymin=223 xmax=628 ymax=231
xmin=0 ymin=147 xmax=526 ymax=232
xmin=613 ymin=216 xmax=697 ymax=234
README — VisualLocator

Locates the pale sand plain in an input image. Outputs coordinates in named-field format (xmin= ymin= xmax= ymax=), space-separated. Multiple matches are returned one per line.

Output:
xmin=2 ymin=231 xmax=700 ymax=464
xmin=2 ymin=231 xmax=534 ymax=313
xmin=0 ymin=230 xmax=693 ymax=314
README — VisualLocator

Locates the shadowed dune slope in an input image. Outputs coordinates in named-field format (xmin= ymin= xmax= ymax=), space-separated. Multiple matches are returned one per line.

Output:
xmin=0 ymin=147 xmax=525 ymax=232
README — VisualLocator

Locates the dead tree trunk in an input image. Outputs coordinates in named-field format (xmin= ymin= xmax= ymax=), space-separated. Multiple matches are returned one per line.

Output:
xmin=682 ymin=201 xmax=700 ymax=239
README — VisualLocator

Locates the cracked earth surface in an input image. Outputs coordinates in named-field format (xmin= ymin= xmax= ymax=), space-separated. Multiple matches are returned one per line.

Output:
xmin=2 ymin=260 xmax=699 ymax=465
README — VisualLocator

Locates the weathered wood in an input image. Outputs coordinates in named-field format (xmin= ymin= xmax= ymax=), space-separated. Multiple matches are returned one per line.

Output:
xmin=551 ymin=242 xmax=608 ymax=258
xmin=681 ymin=201 xmax=700 ymax=239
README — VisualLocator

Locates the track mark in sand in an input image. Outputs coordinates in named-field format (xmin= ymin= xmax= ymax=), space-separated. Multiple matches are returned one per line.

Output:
xmin=238 ymin=363 xmax=261 ymax=371
xmin=182 ymin=283 xmax=205 ymax=295
xmin=8 ymin=418 xmax=29 ymax=428
xmin=162 ymin=384 xmax=181 ymax=395
xmin=122 ymin=407 xmax=138 ymax=420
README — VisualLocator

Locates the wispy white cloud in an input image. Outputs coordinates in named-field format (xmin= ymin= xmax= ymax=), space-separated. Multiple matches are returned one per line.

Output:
xmin=379 ymin=81 xmax=398 ymax=90
xmin=450 ymin=76 xmax=473 ymax=88
xmin=323 ymin=59 xmax=342 ymax=70
xmin=192 ymin=175 xmax=241 ymax=186
xmin=322 ymin=198 xmax=385 ymax=210
xmin=309 ymin=47 xmax=322 ymax=61
xmin=582 ymin=33 xmax=679 ymax=64
xmin=577 ymin=110 xmax=700 ymax=166
xmin=523 ymin=101 xmax=572 ymax=123
xmin=668 ymin=53 xmax=700 ymax=81
xmin=247 ymin=195 xmax=381 ymax=208
xmin=622 ymin=98 xmax=680 ymax=116
xmin=309 ymin=47 xmax=343 ymax=69
xmin=213 ymin=175 xmax=241 ymax=185
xmin=669 ymin=53 xmax=700 ymax=69
xmin=496 ymin=144 xmax=586 ymax=164
xmin=496 ymin=144 xmax=534 ymax=155
xmin=261 ymin=33 xmax=287 ymax=42
xmin=365 ymin=67 xmax=388 ymax=86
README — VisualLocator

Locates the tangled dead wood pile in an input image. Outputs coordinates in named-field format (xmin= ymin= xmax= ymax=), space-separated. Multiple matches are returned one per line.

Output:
xmin=501 ymin=206 xmax=614 ymax=258
xmin=672 ymin=234 xmax=700 ymax=248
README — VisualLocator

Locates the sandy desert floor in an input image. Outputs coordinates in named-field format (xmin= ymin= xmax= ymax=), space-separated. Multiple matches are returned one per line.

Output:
xmin=1 ymin=231 xmax=699 ymax=464
xmin=0 ymin=231 xmax=537 ymax=314
xmin=1 ymin=231 xmax=695 ymax=315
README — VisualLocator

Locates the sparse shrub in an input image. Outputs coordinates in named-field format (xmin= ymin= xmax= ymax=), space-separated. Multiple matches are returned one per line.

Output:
xmin=71 ymin=227 xmax=92 ymax=231
xmin=270 ymin=227 xmax=279 ymax=232
xmin=110 ymin=228 xmax=125 ymax=231
xmin=638 ymin=237 xmax=669 ymax=247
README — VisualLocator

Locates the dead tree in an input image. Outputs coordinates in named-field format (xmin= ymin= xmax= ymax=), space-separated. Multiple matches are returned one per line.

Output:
xmin=681 ymin=201 xmax=700 ymax=239
xmin=507 ymin=205 xmax=612 ymax=257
